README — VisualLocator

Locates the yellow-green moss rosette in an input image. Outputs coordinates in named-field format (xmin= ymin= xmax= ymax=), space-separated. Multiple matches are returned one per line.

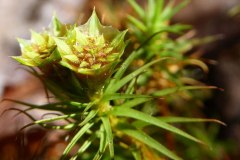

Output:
xmin=12 ymin=16 xmax=68 ymax=67
xmin=54 ymin=11 xmax=127 ymax=77
xmin=13 ymin=31 xmax=59 ymax=67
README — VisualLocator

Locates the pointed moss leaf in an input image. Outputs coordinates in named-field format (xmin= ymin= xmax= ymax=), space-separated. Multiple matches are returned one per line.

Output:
xmin=12 ymin=56 xmax=35 ymax=66
xmin=125 ymin=78 xmax=136 ymax=94
xmin=122 ymin=129 xmax=182 ymax=160
xmin=102 ymin=93 xmax=152 ymax=101
xmin=3 ymin=99 xmax=82 ymax=113
xmin=62 ymin=122 xmax=94 ymax=160
xmin=99 ymin=124 xmax=107 ymax=153
xmin=93 ymin=150 xmax=103 ymax=160
xmin=184 ymin=59 xmax=209 ymax=73
xmin=153 ymin=0 xmax=164 ymax=24
xmin=157 ymin=117 xmax=226 ymax=126
xmin=91 ymin=64 xmax=101 ymax=69
xmin=110 ymin=30 xmax=127 ymax=52
xmin=147 ymin=0 xmax=155 ymax=24
xmin=110 ymin=58 xmax=168 ymax=94
xmin=77 ymin=134 xmax=97 ymax=156
xmin=95 ymin=35 xmax=105 ymax=46
xmin=47 ymin=48 xmax=61 ymax=62
xmin=152 ymin=86 xmax=218 ymax=97
xmin=111 ymin=107 xmax=205 ymax=145
xmin=78 ymin=68 xmax=95 ymax=75
xmin=52 ymin=15 xmax=64 ymax=36
xmin=54 ymin=38 xmax=73 ymax=55
xmin=132 ymin=149 xmax=142 ymax=160
xmin=75 ymin=28 xmax=88 ymax=45
xmin=59 ymin=61 xmax=75 ymax=71
xmin=127 ymin=0 xmax=145 ymax=18
xmin=127 ymin=15 xmax=147 ymax=32
xmin=105 ymin=49 xmax=144 ymax=94
xmin=101 ymin=117 xmax=114 ymax=158
xmin=24 ymin=51 xmax=40 ymax=59
xmin=35 ymin=113 xmax=79 ymax=124
xmin=17 ymin=38 xmax=30 ymax=49
xmin=32 ymin=56 xmax=44 ymax=65
xmin=63 ymin=54 xmax=79 ymax=63
xmin=47 ymin=36 xmax=55 ymax=47
xmin=161 ymin=0 xmax=190 ymax=22
xmin=169 ymin=0 xmax=190 ymax=20
xmin=87 ymin=9 xmax=101 ymax=36
xmin=133 ymin=117 xmax=226 ymax=129
xmin=30 ymin=30 xmax=45 ymax=46
xmin=159 ymin=0 xmax=174 ymax=22
xmin=79 ymin=110 xmax=98 ymax=126
xmin=116 ymin=97 xmax=152 ymax=108
xmin=79 ymin=61 xmax=89 ymax=68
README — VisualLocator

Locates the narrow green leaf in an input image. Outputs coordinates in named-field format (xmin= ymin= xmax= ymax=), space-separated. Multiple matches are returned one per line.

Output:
xmin=105 ymin=49 xmax=144 ymax=94
xmin=35 ymin=113 xmax=79 ymax=124
xmin=147 ymin=0 xmax=155 ymax=25
xmin=115 ymin=97 xmax=152 ymax=108
xmin=91 ymin=125 xmax=107 ymax=160
xmin=3 ymin=99 xmax=82 ymax=113
xmin=127 ymin=15 xmax=147 ymax=32
xmin=132 ymin=149 xmax=142 ymax=160
xmin=158 ymin=117 xmax=226 ymax=126
xmin=111 ymin=107 xmax=205 ymax=145
xmin=152 ymin=0 xmax=164 ymax=24
xmin=133 ymin=117 xmax=226 ymax=129
xmin=127 ymin=0 xmax=145 ymax=18
xmin=102 ymin=93 xmax=152 ymax=101
xmin=79 ymin=110 xmax=98 ymax=126
xmin=159 ymin=0 xmax=174 ymax=22
xmin=184 ymin=58 xmax=209 ymax=73
xmin=169 ymin=0 xmax=190 ymax=20
xmin=93 ymin=150 xmax=102 ymax=160
xmin=152 ymin=86 xmax=218 ymax=97
xmin=61 ymin=122 xmax=94 ymax=160
xmin=99 ymin=124 xmax=107 ymax=153
xmin=122 ymin=129 xmax=182 ymax=160
xmin=125 ymin=78 xmax=136 ymax=94
xmin=83 ymin=101 xmax=98 ymax=113
xmin=101 ymin=117 xmax=114 ymax=158
xmin=111 ymin=58 xmax=168 ymax=93
xmin=41 ymin=123 xmax=76 ymax=130
xmin=74 ymin=133 xmax=97 ymax=157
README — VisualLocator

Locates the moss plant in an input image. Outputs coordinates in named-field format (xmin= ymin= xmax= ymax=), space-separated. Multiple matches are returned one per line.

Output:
xmin=9 ymin=1 xmax=225 ymax=160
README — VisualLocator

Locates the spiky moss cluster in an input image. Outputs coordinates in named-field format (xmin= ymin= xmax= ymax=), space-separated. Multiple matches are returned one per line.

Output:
xmin=13 ymin=11 xmax=127 ymax=102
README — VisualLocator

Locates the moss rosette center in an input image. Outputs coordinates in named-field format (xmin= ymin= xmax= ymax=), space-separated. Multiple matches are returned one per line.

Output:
xmin=55 ymin=11 xmax=127 ymax=76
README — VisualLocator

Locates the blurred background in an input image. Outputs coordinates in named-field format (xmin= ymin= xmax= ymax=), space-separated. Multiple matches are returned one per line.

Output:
xmin=0 ymin=0 xmax=240 ymax=159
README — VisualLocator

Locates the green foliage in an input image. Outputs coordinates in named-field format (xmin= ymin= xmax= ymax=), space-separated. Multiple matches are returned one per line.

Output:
xmin=9 ymin=0 xmax=226 ymax=160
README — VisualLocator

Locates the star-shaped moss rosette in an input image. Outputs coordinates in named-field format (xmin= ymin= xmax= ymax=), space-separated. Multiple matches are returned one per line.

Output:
xmin=12 ymin=31 xmax=58 ymax=67
xmin=12 ymin=16 xmax=68 ymax=67
xmin=54 ymin=10 xmax=127 ymax=76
